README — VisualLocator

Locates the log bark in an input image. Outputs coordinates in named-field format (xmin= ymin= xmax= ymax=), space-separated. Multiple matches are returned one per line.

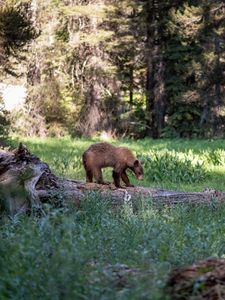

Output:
xmin=166 ymin=258 xmax=225 ymax=300
xmin=0 ymin=144 xmax=225 ymax=216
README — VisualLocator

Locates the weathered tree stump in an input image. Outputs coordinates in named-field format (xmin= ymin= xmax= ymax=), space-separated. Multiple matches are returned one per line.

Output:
xmin=0 ymin=143 xmax=225 ymax=216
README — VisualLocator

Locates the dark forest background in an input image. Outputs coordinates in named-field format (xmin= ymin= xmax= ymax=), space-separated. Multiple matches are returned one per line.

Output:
xmin=1 ymin=0 xmax=225 ymax=139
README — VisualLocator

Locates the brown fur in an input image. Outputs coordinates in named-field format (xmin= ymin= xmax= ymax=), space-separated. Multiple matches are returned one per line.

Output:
xmin=82 ymin=142 xmax=144 ymax=188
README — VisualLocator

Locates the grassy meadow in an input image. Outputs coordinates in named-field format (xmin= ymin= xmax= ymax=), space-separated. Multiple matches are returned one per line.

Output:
xmin=9 ymin=136 xmax=225 ymax=191
xmin=1 ymin=137 xmax=225 ymax=299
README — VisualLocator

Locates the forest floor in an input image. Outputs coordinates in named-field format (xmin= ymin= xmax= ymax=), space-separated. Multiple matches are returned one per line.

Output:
xmin=1 ymin=136 xmax=225 ymax=299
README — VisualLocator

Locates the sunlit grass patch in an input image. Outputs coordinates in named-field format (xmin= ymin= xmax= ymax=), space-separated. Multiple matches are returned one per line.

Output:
xmin=8 ymin=136 xmax=225 ymax=191
xmin=142 ymin=150 xmax=208 ymax=183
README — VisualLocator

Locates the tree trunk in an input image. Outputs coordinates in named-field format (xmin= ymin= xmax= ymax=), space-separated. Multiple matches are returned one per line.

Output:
xmin=129 ymin=66 xmax=134 ymax=105
xmin=145 ymin=0 xmax=166 ymax=138
xmin=0 ymin=144 xmax=225 ymax=216
xmin=213 ymin=33 xmax=222 ymax=135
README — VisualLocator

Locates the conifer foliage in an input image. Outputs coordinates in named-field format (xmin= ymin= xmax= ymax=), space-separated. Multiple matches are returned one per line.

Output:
xmin=0 ymin=1 xmax=37 ymax=75
xmin=1 ymin=0 xmax=225 ymax=138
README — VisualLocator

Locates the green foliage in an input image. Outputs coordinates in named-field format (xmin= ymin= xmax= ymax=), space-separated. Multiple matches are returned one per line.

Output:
xmin=1 ymin=194 xmax=225 ymax=299
xmin=143 ymin=151 xmax=208 ymax=183
xmin=163 ymin=103 xmax=202 ymax=138
xmin=164 ymin=1 xmax=225 ymax=138
xmin=0 ymin=137 xmax=225 ymax=299
xmin=9 ymin=102 xmax=47 ymax=137
xmin=120 ymin=95 xmax=146 ymax=138
xmin=0 ymin=96 xmax=10 ymax=137
xmin=9 ymin=136 xmax=225 ymax=191
xmin=205 ymin=149 xmax=225 ymax=166
xmin=0 ymin=1 xmax=37 ymax=75
xmin=0 ymin=0 xmax=225 ymax=137
xmin=52 ymin=149 xmax=82 ymax=177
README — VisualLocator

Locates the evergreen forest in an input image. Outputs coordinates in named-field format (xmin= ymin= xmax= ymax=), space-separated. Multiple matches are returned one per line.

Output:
xmin=1 ymin=0 xmax=225 ymax=138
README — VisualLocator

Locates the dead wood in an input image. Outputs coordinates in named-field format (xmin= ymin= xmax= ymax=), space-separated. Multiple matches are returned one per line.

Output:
xmin=0 ymin=143 xmax=225 ymax=216
xmin=166 ymin=258 xmax=225 ymax=300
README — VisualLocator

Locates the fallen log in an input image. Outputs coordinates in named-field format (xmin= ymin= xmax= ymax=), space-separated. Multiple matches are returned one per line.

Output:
xmin=0 ymin=143 xmax=225 ymax=216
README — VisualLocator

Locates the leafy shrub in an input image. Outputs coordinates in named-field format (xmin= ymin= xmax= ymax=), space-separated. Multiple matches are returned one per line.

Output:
xmin=162 ymin=102 xmax=202 ymax=138
xmin=52 ymin=151 xmax=83 ymax=177
xmin=0 ymin=108 xmax=10 ymax=137
xmin=142 ymin=151 xmax=208 ymax=183
xmin=9 ymin=104 xmax=47 ymax=137
xmin=204 ymin=149 xmax=225 ymax=166
xmin=47 ymin=122 xmax=69 ymax=137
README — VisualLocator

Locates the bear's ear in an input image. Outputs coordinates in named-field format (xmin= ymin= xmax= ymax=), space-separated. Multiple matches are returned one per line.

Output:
xmin=134 ymin=160 xmax=139 ymax=167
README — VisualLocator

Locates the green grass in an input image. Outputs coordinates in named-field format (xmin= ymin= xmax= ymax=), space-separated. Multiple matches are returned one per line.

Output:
xmin=8 ymin=136 xmax=225 ymax=191
xmin=1 ymin=136 xmax=225 ymax=299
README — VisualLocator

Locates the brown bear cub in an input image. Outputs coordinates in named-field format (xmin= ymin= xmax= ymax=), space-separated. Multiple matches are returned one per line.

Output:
xmin=82 ymin=142 xmax=144 ymax=188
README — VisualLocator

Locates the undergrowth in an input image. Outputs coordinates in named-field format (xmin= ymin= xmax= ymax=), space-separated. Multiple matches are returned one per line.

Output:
xmin=1 ymin=198 xmax=225 ymax=300
xmin=1 ymin=137 xmax=225 ymax=299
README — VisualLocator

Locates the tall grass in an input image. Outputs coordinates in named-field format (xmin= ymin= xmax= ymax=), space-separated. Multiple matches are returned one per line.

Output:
xmin=1 ymin=199 xmax=225 ymax=299
xmin=9 ymin=136 xmax=225 ymax=191
xmin=1 ymin=137 xmax=225 ymax=299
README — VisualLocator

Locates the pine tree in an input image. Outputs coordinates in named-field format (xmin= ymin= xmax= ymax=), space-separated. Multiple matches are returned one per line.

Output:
xmin=164 ymin=0 xmax=225 ymax=137
xmin=0 ymin=0 xmax=37 ymax=76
